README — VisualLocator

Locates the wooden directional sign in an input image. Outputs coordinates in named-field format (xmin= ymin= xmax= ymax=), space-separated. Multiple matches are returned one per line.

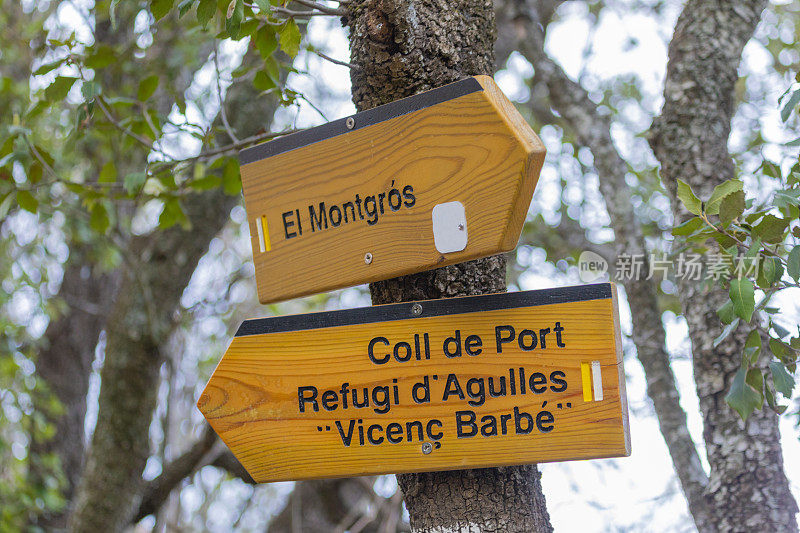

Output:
xmin=198 ymin=283 xmax=630 ymax=482
xmin=239 ymin=75 xmax=545 ymax=304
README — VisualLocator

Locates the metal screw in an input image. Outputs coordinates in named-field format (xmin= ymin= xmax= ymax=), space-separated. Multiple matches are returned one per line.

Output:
xmin=364 ymin=252 xmax=373 ymax=264
xmin=421 ymin=442 xmax=433 ymax=454
xmin=411 ymin=303 xmax=423 ymax=316
xmin=346 ymin=117 xmax=355 ymax=130
xmin=457 ymin=223 xmax=464 ymax=231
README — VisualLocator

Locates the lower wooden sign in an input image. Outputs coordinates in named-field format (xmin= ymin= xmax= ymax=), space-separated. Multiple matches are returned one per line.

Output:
xmin=198 ymin=283 xmax=630 ymax=482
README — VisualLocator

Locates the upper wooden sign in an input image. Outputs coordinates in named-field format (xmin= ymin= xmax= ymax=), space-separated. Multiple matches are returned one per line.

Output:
xmin=198 ymin=283 xmax=630 ymax=482
xmin=239 ymin=75 xmax=545 ymax=304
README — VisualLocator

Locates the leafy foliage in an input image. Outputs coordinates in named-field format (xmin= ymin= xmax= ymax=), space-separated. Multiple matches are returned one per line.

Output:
xmin=673 ymin=77 xmax=800 ymax=420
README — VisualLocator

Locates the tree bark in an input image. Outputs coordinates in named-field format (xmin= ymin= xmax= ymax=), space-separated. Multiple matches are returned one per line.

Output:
xmin=493 ymin=1 xmax=712 ymax=529
xmin=649 ymin=1 xmax=798 ymax=531
xmin=67 ymin=50 xmax=282 ymax=531
xmin=346 ymin=0 xmax=553 ymax=530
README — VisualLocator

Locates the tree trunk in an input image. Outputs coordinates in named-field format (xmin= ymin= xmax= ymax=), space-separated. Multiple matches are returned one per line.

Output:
xmin=67 ymin=50 xmax=282 ymax=531
xmin=649 ymin=1 xmax=799 ymax=531
xmin=346 ymin=0 xmax=553 ymax=530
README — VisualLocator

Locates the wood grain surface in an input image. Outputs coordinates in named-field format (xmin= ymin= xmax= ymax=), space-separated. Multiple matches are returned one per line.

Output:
xmin=239 ymin=75 xmax=545 ymax=304
xmin=198 ymin=284 xmax=630 ymax=482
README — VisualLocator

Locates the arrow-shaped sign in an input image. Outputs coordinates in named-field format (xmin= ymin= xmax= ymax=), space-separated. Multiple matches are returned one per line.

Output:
xmin=198 ymin=283 xmax=630 ymax=482
xmin=239 ymin=75 xmax=545 ymax=304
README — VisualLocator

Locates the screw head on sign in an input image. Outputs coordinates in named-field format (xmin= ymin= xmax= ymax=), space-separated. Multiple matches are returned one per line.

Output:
xmin=421 ymin=442 xmax=433 ymax=454
xmin=364 ymin=252 xmax=373 ymax=264
xmin=411 ymin=303 xmax=423 ymax=316
xmin=346 ymin=117 xmax=355 ymax=130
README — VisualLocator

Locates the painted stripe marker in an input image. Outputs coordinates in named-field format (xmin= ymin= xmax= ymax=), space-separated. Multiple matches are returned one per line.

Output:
xmin=255 ymin=215 xmax=271 ymax=253
xmin=581 ymin=361 xmax=603 ymax=402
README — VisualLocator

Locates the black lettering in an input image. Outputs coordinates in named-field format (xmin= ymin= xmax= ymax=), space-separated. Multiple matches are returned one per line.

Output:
xmin=402 ymin=185 xmax=416 ymax=207
xmin=495 ymin=325 xmax=515 ymax=353
xmin=282 ymin=211 xmax=297 ymax=239
xmin=465 ymin=334 xmax=483 ymax=356
xmin=394 ymin=341 xmax=412 ymax=362
xmin=388 ymin=188 xmax=402 ymax=210
xmin=539 ymin=327 xmax=551 ymax=349
xmin=549 ymin=370 xmax=567 ymax=392
xmin=442 ymin=374 xmax=465 ymax=401
xmin=342 ymin=201 xmax=356 ymax=223
xmin=480 ymin=415 xmax=498 ymax=436
xmin=456 ymin=410 xmax=477 ymax=437
xmin=406 ymin=420 xmax=424 ymax=442
xmin=368 ymin=337 xmax=390 ymax=364
xmin=334 ymin=420 xmax=355 ymax=446
xmin=367 ymin=424 xmax=384 ymax=444
xmin=514 ymin=406 xmax=533 ymax=434
xmin=536 ymin=410 xmax=554 ymax=433
xmin=364 ymin=196 xmax=378 ymax=225
xmin=500 ymin=413 xmax=512 ymax=434
xmin=427 ymin=419 xmax=443 ymax=440
xmin=321 ymin=390 xmax=338 ymax=411
xmin=309 ymin=202 xmax=328 ymax=231
xmin=355 ymin=194 xmax=364 ymax=219
xmin=518 ymin=329 xmax=537 ymax=350
xmin=466 ymin=378 xmax=486 ymax=406
xmin=298 ymin=386 xmax=318 ymax=413
xmin=296 ymin=209 xmax=302 ymax=235
xmin=378 ymin=192 xmax=386 ymax=214
xmin=412 ymin=376 xmax=430 ymax=403
xmin=519 ymin=367 xmax=526 ymax=394
xmin=488 ymin=376 xmax=506 ymax=397
xmin=554 ymin=322 xmax=565 ymax=347
xmin=443 ymin=330 xmax=462 ymax=358
xmin=529 ymin=372 xmax=547 ymax=393
xmin=352 ymin=388 xmax=368 ymax=408
xmin=372 ymin=386 xmax=390 ymax=414
xmin=386 ymin=422 xmax=404 ymax=443
xmin=329 ymin=204 xmax=342 ymax=227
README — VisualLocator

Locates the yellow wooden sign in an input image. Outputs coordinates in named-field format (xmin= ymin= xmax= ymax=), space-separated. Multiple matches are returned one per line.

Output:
xmin=198 ymin=283 xmax=630 ymax=482
xmin=239 ymin=75 xmax=545 ymax=304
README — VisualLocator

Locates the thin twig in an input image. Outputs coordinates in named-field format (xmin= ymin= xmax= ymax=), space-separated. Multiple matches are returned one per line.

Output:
xmin=273 ymin=6 xmax=344 ymax=17
xmin=214 ymin=45 xmax=239 ymax=144
xmin=314 ymin=50 xmax=358 ymax=69
xmin=290 ymin=0 xmax=346 ymax=16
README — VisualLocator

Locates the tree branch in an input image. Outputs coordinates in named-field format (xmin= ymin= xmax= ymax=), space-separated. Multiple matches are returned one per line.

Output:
xmin=494 ymin=0 xmax=712 ymax=528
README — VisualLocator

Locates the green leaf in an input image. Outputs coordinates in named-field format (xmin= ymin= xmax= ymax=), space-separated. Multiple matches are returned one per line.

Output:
xmin=44 ymin=76 xmax=78 ymax=102
xmin=81 ymin=81 xmax=101 ymax=101
xmin=714 ymin=319 xmax=740 ymax=348
xmin=788 ymin=246 xmax=800 ymax=282
xmin=137 ymin=75 xmax=160 ymax=101
xmin=757 ymin=256 xmax=783 ymax=287
xmin=753 ymin=214 xmax=789 ymax=244
xmin=226 ymin=0 xmax=244 ymax=40
xmin=717 ymin=299 xmax=737 ymax=324
xmin=253 ymin=70 xmax=276 ymax=91
xmin=745 ymin=368 xmax=764 ymax=399
xmin=158 ymin=197 xmax=191 ymax=229
xmin=255 ymin=0 xmax=270 ymax=11
xmin=151 ymin=0 xmax=174 ymax=20
xmin=34 ymin=58 xmax=66 ymax=76
xmin=16 ymin=190 xmax=38 ymax=214
xmin=196 ymin=0 xmax=216 ymax=24
xmin=255 ymin=26 xmax=278 ymax=60
xmin=279 ymin=20 xmax=302 ymax=58
xmin=672 ymin=217 xmax=704 ymax=236
xmin=744 ymin=329 xmax=761 ymax=364
xmin=719 ymin=190 xmax=745 ymax=227
xmin=89 ymin=203 xmax=110 ymax=234
xmin=123 ymin=172 xmax=147 ymax=195
xmin=222 ymin=157 xmax=241 ymax=195
xmin=725 ymin=366 xmax=763 ymax=421
xmin=729 ymin=278 xmax=755 ymax=323
xmin=706 ymin=180 xmax=743 ymax=216
xmin=85 ymin=45 xmax=116 ymax=69
xmin=177 ymin=0 xmax=195 ymax=17
xmin=99 ymin=161 xmax=116 ymax=184
xmin=781 ymin=89 xmax=800 ymax=123
xmin=769 ymin=362 xmax=795 ymax=397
